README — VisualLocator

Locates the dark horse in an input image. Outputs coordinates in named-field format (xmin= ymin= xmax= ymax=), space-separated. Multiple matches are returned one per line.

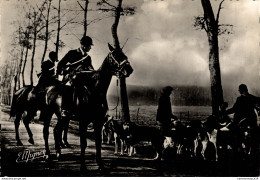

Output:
xmin=10 ymin=86 xmax=38 ymax=146
xmin=11 ymin=43 xmax=133 ymax=171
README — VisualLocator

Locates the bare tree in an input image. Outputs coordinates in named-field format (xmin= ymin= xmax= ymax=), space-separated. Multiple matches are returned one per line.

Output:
xmin=54 ymin=0 xmax=79 ymax=59
xmin=39 ymin=0 xmax=53 ymax=62
xmin=77 ymin=0 xmax=89 ymax=37
xmin=28 ymin=3 xmax=46 ymax=86
xmin=0 ymin=51 xmax=18 ymax=105
xmin=20 ymin=8 xmax=33 ymax=86
xmin=194 ymin=0 xmax=233 ymax=115
xmin=97 ymin=0 xmax=135 ymax=122
xmin=55 ymin=0 xmax=62 ymax=59
xmin=15 ymin=26 xmax=25 ymax=89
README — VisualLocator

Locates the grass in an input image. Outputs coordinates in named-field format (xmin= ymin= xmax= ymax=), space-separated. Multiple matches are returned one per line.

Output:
xmin=108 ymin=105 xmax=212 ymax=126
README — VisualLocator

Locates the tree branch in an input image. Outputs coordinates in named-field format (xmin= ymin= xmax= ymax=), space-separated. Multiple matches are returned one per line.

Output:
xmin=77 ymin=1 xmax=85 ymax=11
xmin=99 ymin=0 xmax=116 ymax=9
xmin=98 ymin=8 xmax=116 ymax=12
xmin=216 ymin=0 xmax=225 ymax=24
xmin=60 ymin=15 xmax=79 ymax=30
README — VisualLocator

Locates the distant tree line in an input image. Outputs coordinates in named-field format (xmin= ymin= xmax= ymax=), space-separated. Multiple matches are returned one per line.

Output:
xmin=108 ymin=85 xmax=260 ymax=107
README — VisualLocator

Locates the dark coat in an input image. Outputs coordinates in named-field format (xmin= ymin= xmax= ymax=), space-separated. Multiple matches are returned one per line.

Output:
xmin=57 ymin=48 xmax=94 ymax=76
xmin=41 ymin=59 xmax=55 ymax=77
xmin=35 ymin=59 xmax=57 ymax=92
xmin=226 ymin=93 xmax=259 ymax=125
xmin=156 ymin=94 xmax=177 ymax=124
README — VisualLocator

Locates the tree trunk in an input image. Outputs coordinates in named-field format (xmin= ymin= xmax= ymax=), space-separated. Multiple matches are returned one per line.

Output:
xmin=201 ymin=0 xmax=224 ymax=115
xmin=208 ymin=32 xmax=224 ymax=115
xmin=83 ymin=0 xmax=89 ymax=37
xmin=111 ymin=0 xmax=130 ymax=122
xmin=17 ymin=46 xmax=25 ymax=89
xmin=119 ymin=77 xmax=130 ymax=122
xmin=22 ymin=46 xmax=29 ymax=86
xmin=111 ymin=0 xmax=122 ymax=50
xmin=56 ymin=0 xmax=61 ymax=59
xmin=30 ymin=33 xmax=37 ymax=86
xmin=41 ymin=0 xmax=52 ymax=62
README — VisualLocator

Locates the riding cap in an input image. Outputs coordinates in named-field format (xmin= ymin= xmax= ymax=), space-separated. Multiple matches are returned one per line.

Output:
xmin=239 ymin=84 xmax=248 ymax=93
xmin=80 ymin=36 xmax=93 ymax=46
xmin=49 ymin=51 xmax=57 ymax=61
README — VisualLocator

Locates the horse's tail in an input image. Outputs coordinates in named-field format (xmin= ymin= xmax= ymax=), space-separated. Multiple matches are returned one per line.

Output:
xmin=10 ymin=86 xmax=33 ymax=118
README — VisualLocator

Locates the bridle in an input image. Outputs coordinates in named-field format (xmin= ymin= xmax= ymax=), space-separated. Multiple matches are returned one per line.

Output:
xmin=108 ymin=51 xmax=130 ymax=77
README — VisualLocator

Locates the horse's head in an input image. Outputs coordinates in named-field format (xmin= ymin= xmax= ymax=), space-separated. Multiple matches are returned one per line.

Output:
xmin=105 ymin=43 xmax=133 ymax=78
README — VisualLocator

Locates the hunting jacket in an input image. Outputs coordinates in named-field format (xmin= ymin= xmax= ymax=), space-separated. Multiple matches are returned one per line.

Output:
xmin=57 ymin=48 xmax=94 ymax=77
xmin=41 ymin=59 xmax=55 ymax=77
xmin=226 ymin=93 xmax=260 ymax=125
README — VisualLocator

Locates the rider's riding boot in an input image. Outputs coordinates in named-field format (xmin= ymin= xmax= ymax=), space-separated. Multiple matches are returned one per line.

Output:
xmin=61 ymin=86 xmax=74 ymax=118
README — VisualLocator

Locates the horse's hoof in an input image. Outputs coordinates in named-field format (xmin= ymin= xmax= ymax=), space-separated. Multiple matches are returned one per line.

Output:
xmin=64 ymin=142 xmax=71 ymax=148
xmin=60 ymin=142 xmax=66 ymax=149
xmin=45 ymin=154 xmax=50 ymax=161
xmin=98 ymin=165 xmax=105 ymax=172
xmin=80 ymin=165 xmax=87 ymax=173
xmin=28 ymin=138 xmax=34 ymax=145
xmin=17 ymin=141 xmax=23 ymax=146
xmin=56 ymin=152 xmax=61 ymax=160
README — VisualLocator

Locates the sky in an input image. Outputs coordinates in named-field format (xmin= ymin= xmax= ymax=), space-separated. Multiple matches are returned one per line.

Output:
xmin=1 ymin=0 xmax=260 ymax=94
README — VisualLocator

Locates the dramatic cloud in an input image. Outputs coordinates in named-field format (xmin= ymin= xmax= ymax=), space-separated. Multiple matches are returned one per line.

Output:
xmin=120 ymin=0 xmax=259 ymax=91
xmin=1 ymin=0 xmax=259 ymax=92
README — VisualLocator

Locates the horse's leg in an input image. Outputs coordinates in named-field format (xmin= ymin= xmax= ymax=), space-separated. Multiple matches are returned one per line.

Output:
xmin=79 ymin=120 xmax=88 ymax=172
xmin=107 ymin=130 xmax=112 ymax=144
xmin=14 ymin=112 xmax=23 ymax=146
xmin=62 ymin=117 xmax=71 ymax=148
xmin=101 ymin=126 xmax=105 ymax=144
xmin=53 ymin=118 xmax=63 ymax=158
xmin=94 ymin=121 xmax=104 ymax=171
xmin=23 ymin=111 xmax=35 ymax=145
xmin=41 ymin=110 xmax=52 ymax=159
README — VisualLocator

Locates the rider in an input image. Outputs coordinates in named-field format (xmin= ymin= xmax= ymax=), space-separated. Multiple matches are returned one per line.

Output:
xmin=56 ymin=36 xmax=94 ymax=117
xmin=226 ymin=84 xmax=259 ymax=128
xmin=32 ymin=51 xmax=58 ymax=96
xmin=156 ymin=86 xmax=178 ymax=136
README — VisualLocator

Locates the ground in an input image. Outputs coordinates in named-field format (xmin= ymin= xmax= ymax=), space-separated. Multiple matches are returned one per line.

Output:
xmin=1 ymin=105 xmax=259 ymax=177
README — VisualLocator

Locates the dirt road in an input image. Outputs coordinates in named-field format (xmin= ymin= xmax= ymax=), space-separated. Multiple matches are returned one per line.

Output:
xmin=1 ymin=105 xmax=259 ymax=177
xmin=0 ymin=105 xmax=164 ymax=177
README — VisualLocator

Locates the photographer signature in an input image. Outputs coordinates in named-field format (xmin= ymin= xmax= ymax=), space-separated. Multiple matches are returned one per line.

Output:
xmin=16 ymin=149 xmax=46 ymax=163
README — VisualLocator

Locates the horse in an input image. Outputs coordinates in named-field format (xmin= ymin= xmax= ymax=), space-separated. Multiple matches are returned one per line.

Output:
xmin=10 ymin=86 xmax=37 ymax=146
xmin=10 ymin=82 xmax=69 ymax=147
xmin=42 ymin=43 xmax=133 ymax=172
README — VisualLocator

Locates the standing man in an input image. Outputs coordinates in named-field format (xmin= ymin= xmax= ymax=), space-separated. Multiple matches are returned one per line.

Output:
xmin=226 ymin=84 xmax=259 ymax=127
xmin=56 ymin=36 xmax=94 ymax=117
xmin=156 ymin=86 xmax=178 ymax=136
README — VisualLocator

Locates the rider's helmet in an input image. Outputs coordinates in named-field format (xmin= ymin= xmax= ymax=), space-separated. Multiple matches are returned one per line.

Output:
xmin=80 ymin=36 xmax=93 ymax=46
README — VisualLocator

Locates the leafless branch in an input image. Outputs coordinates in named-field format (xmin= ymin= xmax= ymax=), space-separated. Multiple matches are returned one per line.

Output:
xmin=122 ymin=38 xmax=128 ymax=50
xmin=77 ymin=1 xmax=85 ymax=11
xmin=216 ymin=0 xmax=225 ymax=24
xmin=98 ymin=8 xmax=116 ymax=12
xmin=98 ymin=0 xmax=116 ymax=9
xmin=60 ymin=15 xmax=79 ymax=30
